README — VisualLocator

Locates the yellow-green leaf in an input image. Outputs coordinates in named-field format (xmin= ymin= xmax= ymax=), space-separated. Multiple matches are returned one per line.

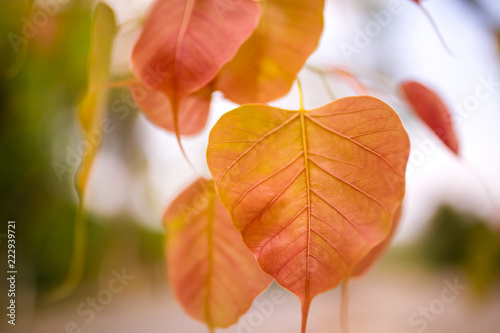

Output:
xmin=76 ymin=2 xmax=117 ymax=197
xmin=46 ymin=3 xmax=117 ymax=304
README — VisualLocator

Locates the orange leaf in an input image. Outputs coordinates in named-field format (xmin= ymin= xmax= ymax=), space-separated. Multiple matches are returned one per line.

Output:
xmin=216 ymin=0 xmax=325 ymax=104
xmin=131 ymin=0 xmax=261 ymax=148
xmin=164 ymin=178 xmax=272 ymax=330
xmin=351 ymin=205 xmax=403 ymax=277
xmin=400 ymin=80 xmax=459 ymax=155
xmin=207 ymin=96 xmax=410 ymax=332
xmin=132 ymin=83 xmax=212 ymax=136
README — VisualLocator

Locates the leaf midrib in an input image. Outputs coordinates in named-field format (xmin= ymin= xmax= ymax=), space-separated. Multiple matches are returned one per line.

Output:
xmin=172 ymin=0 xmax=196 ymax=102
xmin=299 ymin=111 xmax=312 ymax=322
xmin=204 ymin=183 xmax=215 ymax=331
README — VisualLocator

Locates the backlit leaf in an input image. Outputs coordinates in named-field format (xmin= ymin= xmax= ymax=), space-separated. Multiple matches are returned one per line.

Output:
xmin=207 ymin=96 xmax=410 ymax=332
xmin=400 ymin=80 xmax=459 ymax=155
xmin=164 ymin=178 xmax=272 ymax=330
xmin=131 ymin=0 xmax=261 ymax=142
xmin=132 ymin=83 xmax=213 ymax=135
xmin=216 ymin=0 xmax=325 ymax=104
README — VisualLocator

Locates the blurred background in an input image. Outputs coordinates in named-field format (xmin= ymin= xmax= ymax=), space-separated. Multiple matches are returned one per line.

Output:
xmin=0 ymin=0 xmax=499 ymax=332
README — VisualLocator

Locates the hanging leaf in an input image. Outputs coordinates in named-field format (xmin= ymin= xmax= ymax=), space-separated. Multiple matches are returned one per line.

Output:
xmin=132 ymin=83 xmax=213 ymax=135
xmin=351 ymin=205 xmax=403 ymax=277
xmin=400 ymin=80 xmax=459 ymax=155
xmin=46 ymin=2 xmax=117 ymax=304
xmin=164 ymin=178 xmax=272 ymax=330
xmin=207 ymin=96 xmax=410 ymax=332
xmin=76 ymin=2 xmax=117 ymax=196
xmin=131 ymin=0 xmax=261 ymax=146
xmin=216 ymin=0 xmax=325 ymax=104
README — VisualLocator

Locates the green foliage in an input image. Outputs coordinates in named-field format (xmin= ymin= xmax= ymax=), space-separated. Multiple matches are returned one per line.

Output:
xmin=419 ymin=205 xmax=500 ymax=295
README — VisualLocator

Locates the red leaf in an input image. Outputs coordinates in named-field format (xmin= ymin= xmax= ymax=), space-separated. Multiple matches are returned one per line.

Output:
xmin=131 ymin=0 xmax=261 ymax=151
xmin=400 ymin=80 xmax=459 ymax=155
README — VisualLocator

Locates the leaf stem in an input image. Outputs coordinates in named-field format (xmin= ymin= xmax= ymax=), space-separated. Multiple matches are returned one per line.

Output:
xmin=297 ymin=78 xmax=305 ymax=110
xmin=416 ymin=4 xmax=455 ymax=57
xmin=205 ymin=183 xmax=216 ymax=331
xmin=340 ymin=279 xmax=350 ymax=333
xmin=305 ymin=65 xmax=337 ymax=101
xmin=299 ymin=111 xmax=312 ymax=333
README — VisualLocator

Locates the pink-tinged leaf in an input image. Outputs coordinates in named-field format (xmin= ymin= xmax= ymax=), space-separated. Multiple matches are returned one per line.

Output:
xmin=400 ymin=80 xmax=459 ymax=155
xmin=330 ymin=67 xmax=367 ymax=95
xmin=131 ymin=0 xmax=261 ymax=144
xmin=216 ymin=0 xmax=325 ymax=104
xmin=164 ymin=178 xmax=272 ymax=330
xmin=207 ymin=96 xmax=410 ymax=332
xmin=132 ymin=83 xmax=212 ymax=136
xmin=351 ymin=205 xmax=403 ymax=277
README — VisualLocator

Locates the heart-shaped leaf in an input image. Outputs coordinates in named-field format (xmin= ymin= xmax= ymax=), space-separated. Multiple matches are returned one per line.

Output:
xmin=131 ymin=0 xmax=261 ymax=143
xmin=164 ymin=178 xmax=272 ymax=330
xmin=216 ymin=0 xmax=325 ymax=104
xmin=400 ymin=80 xmax=459 ymax=155
xmin=132 ymin=83 xmax=212 ymax=136
xmin=207 ymin=96 xmax=410 ymax=332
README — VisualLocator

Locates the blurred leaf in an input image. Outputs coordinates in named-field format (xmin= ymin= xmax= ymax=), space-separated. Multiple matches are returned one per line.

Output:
xmin=76 ymin=2 xmax=117 ymax=196
xmin=46 ymin=2 xmax=117 ymax=304
xmin=132 ymin=82 xmax=212 ymax=136
xmin=400 ymin=80 xmax=459 ymax=155
xmin=164 ymin=178 xmax=271 ymax=330
xmin=216 ymin=0 xmax=325 ymax=104
xmin=131 ymin=0 xmax=261 ymax=143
